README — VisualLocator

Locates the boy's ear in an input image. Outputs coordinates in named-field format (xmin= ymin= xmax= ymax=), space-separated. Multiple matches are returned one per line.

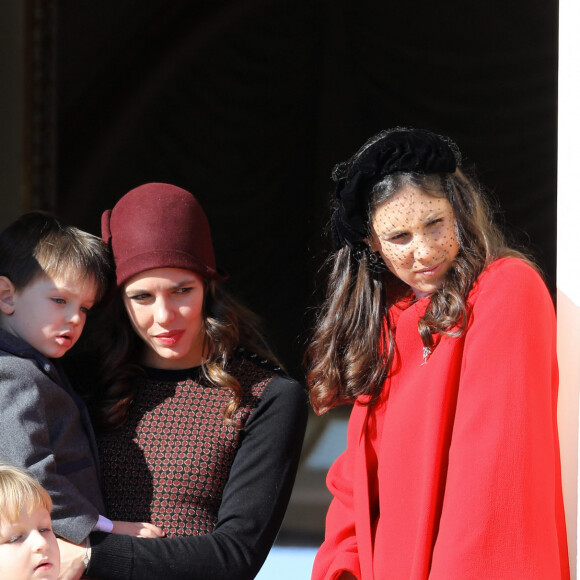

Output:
xmin=0 ymin=276 xmax=16 ymax=315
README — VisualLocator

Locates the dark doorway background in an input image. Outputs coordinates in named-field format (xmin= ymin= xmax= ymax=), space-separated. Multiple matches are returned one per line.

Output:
xmin=54 ymin=0 xmax=558 ymax=384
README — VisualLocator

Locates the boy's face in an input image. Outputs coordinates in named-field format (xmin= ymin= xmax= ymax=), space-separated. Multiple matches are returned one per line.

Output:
xmin=2 ymin=273 xmax=98 ymax=358
xmin=0 ymin=503 xmax=60 ymax=580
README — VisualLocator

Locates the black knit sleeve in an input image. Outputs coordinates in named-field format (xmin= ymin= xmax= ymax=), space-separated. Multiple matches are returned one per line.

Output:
xmin=87 ymin=374 xmax=308 ymax=580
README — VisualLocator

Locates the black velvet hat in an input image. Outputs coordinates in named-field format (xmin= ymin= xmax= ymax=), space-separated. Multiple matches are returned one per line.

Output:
xmin=330 ymin=128 xmax=461 ymax=252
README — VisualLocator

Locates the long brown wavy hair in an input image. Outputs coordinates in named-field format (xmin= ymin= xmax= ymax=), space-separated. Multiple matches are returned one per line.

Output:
xmin=87 ymin=279 xmax=278 ymax=432
xmin=306 ymin=168 xmax=533 ymax=415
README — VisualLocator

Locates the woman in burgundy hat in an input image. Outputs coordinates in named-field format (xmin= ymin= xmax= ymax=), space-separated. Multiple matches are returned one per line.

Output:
xmin=58 ymin=183 xmax=308 ymax=580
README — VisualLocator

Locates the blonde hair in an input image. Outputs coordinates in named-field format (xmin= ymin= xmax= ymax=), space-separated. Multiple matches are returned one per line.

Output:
xmin=0 ymin=463 xmax=52 ymax=524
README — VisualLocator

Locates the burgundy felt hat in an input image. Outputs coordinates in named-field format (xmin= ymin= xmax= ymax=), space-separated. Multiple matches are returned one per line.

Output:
xmin=102 ymin=183 xmax=228 ymax=287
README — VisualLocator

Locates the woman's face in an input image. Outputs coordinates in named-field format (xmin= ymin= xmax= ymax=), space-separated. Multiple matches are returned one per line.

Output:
xmin=369 ymin=184 xmax=459 ymax=297
xmin=122 ymin=268 xmax=205 ymax=369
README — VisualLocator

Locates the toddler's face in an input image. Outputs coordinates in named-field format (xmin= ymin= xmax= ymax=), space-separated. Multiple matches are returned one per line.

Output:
xmin=0 ymin=503 xmax=60 ymax=580
xmin=2 ymin=273 xmax=97 ymax=358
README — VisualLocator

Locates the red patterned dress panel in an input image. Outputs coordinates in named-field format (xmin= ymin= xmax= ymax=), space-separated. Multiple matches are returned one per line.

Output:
xmin=97 ymin=356 xmax=273 ymax=537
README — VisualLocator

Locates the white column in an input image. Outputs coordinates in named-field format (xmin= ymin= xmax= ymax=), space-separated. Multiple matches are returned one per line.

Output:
xmin=558 ymin=1 xmax=580 ymax=577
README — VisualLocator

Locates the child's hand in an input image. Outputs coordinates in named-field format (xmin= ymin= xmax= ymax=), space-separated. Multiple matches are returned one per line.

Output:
xmin=112 ymin=520 xmax=165 ymax=538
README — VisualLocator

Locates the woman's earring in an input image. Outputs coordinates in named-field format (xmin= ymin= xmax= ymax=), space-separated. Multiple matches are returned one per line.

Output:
xmin=366 ymin=249 xmax=387 ymax=273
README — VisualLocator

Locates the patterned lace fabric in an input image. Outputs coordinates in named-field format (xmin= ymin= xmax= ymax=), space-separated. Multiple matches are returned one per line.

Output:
xmin=97 ymin=355 xmax=274 ymax=537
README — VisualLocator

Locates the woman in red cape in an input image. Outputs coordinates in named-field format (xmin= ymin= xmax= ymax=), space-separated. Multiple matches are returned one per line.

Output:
xmin=306 ymin=128 xmax=569 ymax=579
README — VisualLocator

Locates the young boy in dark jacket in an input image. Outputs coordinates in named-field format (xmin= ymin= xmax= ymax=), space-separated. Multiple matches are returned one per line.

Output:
xmin=0 ymin=212 xmax=163 ymax=544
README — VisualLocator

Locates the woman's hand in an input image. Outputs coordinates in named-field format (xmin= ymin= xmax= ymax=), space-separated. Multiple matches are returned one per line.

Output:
xmin=57 ymin=539 xmax=87 ymax=580
xmin=112 ymin=520 xmax=165 ymax=538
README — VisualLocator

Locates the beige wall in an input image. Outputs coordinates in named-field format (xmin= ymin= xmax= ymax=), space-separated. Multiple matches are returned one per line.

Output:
xmin=558 ymin=292 xmax=580 ymax=578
